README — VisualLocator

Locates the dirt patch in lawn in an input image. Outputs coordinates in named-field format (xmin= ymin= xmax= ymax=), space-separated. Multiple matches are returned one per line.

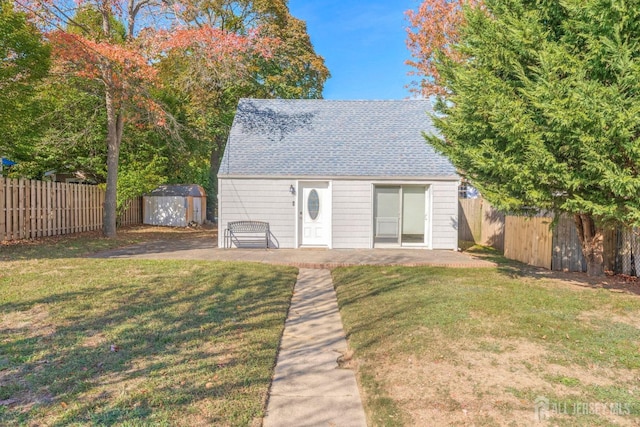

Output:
xmin=374 ymin=335 xmax=640 ymax=426
xmin=0 ymin=224 xmax=216 ymax=250
xmin=380 ymin=339 xmax=545 ymax=425
xmin=334 ymin=265 xmax=640 ymax=426
xmin=0 ymin=224 xmax=217 ymax=261
xmin=0 ymin=304 xmax=56 ymax=340
xmin=578 ymin=309 xmax=640 ymax=330
xmin=0 ymin=305 xmax=57 ymax=410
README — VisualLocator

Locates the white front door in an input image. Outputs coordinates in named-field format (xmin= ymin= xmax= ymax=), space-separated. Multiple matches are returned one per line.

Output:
xmin=299 ymin=182 xmax=331 ymax=246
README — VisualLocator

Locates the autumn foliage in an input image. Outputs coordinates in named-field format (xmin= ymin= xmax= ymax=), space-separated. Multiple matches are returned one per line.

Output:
xmin=48 ymin=31 xmax=154 ymax=82
xmin=15 ymin=0 xmax=280 ymax=236
xmin=405 ymin=0 xmax=480 ymax=96
xmin=37 ymin=7 xmax=277 ymax=106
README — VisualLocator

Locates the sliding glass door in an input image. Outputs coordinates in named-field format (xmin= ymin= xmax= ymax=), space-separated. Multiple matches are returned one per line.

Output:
xmin=402 ymin=186 xmax=426 ymax=244
xmin=374 ymin=187 xmax=401 ymax=244
xmin=374 ymin=185 xmax=429 ymax=247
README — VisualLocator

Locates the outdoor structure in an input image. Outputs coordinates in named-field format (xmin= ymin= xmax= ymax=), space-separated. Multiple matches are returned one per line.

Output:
xmin=43 ymin=170 xmax=98 ymax=184
xmin=0 ymin=157 xmax=16 ymax=176
xmin=143 ymin=184 xmax=206 ymax=227
xmin=217 ymin=99 xmax=459 ymax=249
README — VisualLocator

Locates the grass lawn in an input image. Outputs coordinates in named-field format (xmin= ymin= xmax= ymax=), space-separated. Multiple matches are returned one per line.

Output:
xmin=0 ymin=225 xmax=214 ymax=262
xmin=333 ymin=261 xmax=640 ymax=426
xmin=0 ymin=229 xmax=298 ymax=426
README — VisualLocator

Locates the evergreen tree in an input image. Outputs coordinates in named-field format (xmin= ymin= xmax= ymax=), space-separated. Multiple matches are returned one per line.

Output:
xmin=428 ymin=0 xmax=640 ymax=276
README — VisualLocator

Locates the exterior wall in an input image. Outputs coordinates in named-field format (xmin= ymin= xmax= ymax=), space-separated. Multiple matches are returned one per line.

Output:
xmin=218 ymin=178 xmax=297 ymax=248
xmin=144 ymin=196 xmax=187 ymax=227
xmin=332 ymin=180 xmax=372 ymax=248
xmin=144 ymin=195 xmax=206 ymax=227
xmin=430 ymin=180 xmax=459 ymax=249
xmin=219 ymin=177 xmax=459 ymax=249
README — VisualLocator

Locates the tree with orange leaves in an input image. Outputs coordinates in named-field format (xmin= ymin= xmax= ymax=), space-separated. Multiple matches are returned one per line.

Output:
xmin=405 ymin=0 xmax=479 ymax=96
xmin=16 ymin=0 xmax=277 ymax=236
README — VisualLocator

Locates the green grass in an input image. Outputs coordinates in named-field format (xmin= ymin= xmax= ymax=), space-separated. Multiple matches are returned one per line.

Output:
xmin=0 ymin=226 xmax=209 ymax=262
xmin=333 ymin=265 xmax=640 ymax=426
xmin=0 ymin=232 xmax=297 ymax=426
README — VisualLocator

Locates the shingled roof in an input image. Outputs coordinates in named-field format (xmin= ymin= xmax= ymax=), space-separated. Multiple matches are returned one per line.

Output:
xmin=219 ymin=99 xmax=457 ymax=178
xmin=146 ymin=184 xmax=206 ymax=197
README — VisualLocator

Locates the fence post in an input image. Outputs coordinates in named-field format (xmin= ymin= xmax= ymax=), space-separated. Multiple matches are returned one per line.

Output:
xmin=0 ymin=178 xmax=5 ymax=241
xmin=7 ymin=178 xmax=13 ymax=240
xmin=30 ymin=180 xmax=34 ymax=238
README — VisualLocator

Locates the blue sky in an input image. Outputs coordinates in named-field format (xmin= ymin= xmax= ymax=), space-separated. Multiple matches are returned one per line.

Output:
xmin=288 ymin=0 xmax=419 ymax=100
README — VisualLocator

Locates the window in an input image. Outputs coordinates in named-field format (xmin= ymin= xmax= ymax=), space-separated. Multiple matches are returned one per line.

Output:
xmin=308 ymin=189 xmax=319 ymax=220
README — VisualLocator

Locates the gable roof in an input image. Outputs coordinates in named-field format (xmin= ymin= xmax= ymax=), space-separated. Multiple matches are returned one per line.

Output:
xmin=219 ymin=99 xmax=457 ymax=178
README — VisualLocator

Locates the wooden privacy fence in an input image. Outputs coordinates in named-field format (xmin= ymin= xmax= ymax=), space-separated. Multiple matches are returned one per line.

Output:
xmin=458 ymin=198 xmax=505 ymax=252
xmin=460 ymin=198 xmax=571 ymax=270
xmin=460 ymin=198 xmax=559 ymax=269
xmin=118 ymin=197 xmax=143 ymax=227
xmin=1 ymin=177 xmax=142 ymax=242
xmin=458 ymin=198 xmax=482 ymax=242
xmin=503 ymin=216 xmax=553 ymax=269
xmin=459 ymin=197 xmax=625 ymax=274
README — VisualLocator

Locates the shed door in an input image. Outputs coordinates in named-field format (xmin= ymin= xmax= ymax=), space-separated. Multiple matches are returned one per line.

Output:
xmin=193 ymin=198 xmax=202 ymax=224
xmin=299 ymin=182 xmax=331 ymax=246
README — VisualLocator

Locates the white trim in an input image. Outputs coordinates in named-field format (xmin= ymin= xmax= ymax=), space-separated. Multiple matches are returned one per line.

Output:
xmin=293 ymin=180 xmax=299 ymax=248
xmin=427 ymin=185 xmax=433 ymax=249
xmin=217 ymin=177 xmax=223 ymax=248
xmin=369 ymin=184 xmax=375 ymax=248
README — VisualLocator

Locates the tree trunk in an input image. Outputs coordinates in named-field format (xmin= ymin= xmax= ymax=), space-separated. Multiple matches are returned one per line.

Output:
xmin=103 ymin=87 xmax=124 ymax=238
xmin=100 ymin=7 xmax=123 ymax=238
xmin=574 ymin=213 xmax=605 ymax=277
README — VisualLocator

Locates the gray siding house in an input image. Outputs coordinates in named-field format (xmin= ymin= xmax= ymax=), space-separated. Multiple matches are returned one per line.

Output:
xmin=218 ymin=99 xmax=459 ymax=249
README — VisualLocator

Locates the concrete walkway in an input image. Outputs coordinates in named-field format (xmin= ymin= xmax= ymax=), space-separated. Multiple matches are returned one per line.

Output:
xmin=263 ymin=269 xmax=367 ymax=427
xmin=90 ymin=237 xmax=496 ymax=426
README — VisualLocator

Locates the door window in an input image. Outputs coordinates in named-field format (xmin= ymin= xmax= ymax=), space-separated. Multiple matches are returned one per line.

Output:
xmin=308 ymin=189 xmax=319 ymax=220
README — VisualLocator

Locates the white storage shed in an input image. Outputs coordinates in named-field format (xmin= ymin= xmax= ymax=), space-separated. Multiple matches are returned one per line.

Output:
xmin=143 ymin=184 xmax=206 ymax=227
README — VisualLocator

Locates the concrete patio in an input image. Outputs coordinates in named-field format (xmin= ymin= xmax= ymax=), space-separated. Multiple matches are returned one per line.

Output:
xmin=91 ymin=238 xmax=496 ymax=269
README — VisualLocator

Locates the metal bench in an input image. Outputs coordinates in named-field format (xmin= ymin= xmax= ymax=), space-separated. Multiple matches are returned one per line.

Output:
xmin=224 ymin=221 xmax=270 ymax=248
